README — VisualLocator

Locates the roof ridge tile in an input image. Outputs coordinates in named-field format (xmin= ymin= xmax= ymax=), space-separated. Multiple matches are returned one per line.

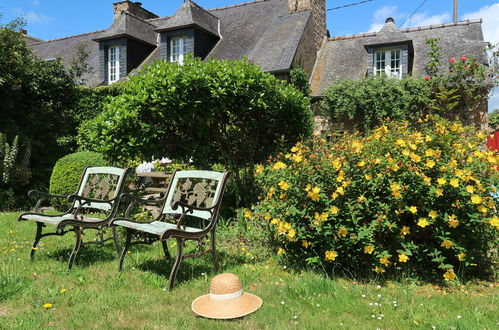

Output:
xmin=29 ymin=29 xmax=106 ymax=45
xmin=208 ymin=0 xmax=268 ymax=12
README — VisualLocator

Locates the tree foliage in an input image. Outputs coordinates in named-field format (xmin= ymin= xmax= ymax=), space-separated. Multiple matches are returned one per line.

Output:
xmin=0 ymin=18 xmax=80 ymax=183
xmin=320 ymin=75 xmax=432 ymax=132
xmin=80 ymin=57 xmax=312 ymax=176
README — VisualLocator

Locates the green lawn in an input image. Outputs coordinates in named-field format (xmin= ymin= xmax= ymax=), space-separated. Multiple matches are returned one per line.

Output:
xmin=1 ymin=212 xmax=497 ymax=329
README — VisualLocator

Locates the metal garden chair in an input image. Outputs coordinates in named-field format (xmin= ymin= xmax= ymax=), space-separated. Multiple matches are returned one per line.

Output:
xmin=18 ymin=166 xmax=131 ymax=269
xmin=111 ymin=170 xmax=230 ymax=290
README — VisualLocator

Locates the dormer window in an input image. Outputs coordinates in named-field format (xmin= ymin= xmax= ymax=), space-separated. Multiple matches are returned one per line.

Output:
xmin=170 ymin=37 xmax=188 ymax=64
xmin=374 ymin=48 xmax=402 ymax=78
xmin=108 ymin=45 xmax=121 ymax=83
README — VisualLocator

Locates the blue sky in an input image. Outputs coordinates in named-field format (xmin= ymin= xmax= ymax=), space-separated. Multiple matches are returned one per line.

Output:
xmin=1 ymin=0 xmax=498 ymax=109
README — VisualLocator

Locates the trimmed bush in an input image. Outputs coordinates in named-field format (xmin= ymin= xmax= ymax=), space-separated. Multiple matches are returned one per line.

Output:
xmin=49 ymin=151 xmax=109 ymax=199
xmin=320 ymin=75 xmax=432 ymax=132
xmin=250 ymin=115 xmax=498 ymax=281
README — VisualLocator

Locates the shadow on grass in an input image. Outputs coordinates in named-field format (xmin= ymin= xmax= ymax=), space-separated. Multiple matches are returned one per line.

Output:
xmin=48 ymin=243 xmax=118 ymax=267
xmin=136 ymin=250 xmax=247 ymax=286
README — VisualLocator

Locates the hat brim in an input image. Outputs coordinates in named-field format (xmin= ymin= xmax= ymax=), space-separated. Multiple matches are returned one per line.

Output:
xmin=191 ymin=292 xmax=263 ymax=320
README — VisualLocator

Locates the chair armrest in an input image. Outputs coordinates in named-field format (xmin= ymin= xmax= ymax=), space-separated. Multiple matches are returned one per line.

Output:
xmin=67 ymin=194 xmax=118 ymax=205
xmin=28 ymin=190 xmax=71 ymax=212
xmin=109 ymin=216 xmax=156 ymax=226
xmin=119 ymin=193 xmax=165 ymax=218
xmin=171 ymin=201 xmax=216 ymax=229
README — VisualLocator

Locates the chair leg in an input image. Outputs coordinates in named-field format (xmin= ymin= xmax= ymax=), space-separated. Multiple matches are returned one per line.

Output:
xmin=112 ymin=226 xmax=123 ymax=256
xmin=30 ymin=222 xmax=44 ymax=261
xmin=68 ymin=227 xmax=82 ymax=270
xmin=118 ymin=228 xmax=132 ymax=272
xmin=161 ymin=240 xmax=171 ymax=259
xmin=211 ymin=230 xmax=219 ymax=272
xmin=169 ymin=238 xmax=184 ymax=290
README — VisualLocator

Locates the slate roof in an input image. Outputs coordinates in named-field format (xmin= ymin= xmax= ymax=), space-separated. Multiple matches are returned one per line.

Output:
xmin=310 ymin=19 xmax=486 ymax=96
xmin=30 ymin=30 xmax=105 ymax=87
xmin=154 ymin=0 xmax=219 ymax=37
xmin=94 ymin=11 xmax=157 ymax=45
xmin=27 ymin=0 xmax=312 ymax=86
xmin=208 ymin=0 xmax=310 ymax=73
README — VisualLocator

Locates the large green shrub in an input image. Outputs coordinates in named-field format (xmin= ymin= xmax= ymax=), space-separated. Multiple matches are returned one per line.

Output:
xmin=80 ymin=57 xmax=312 ymax=207
xmin=49 ymin=151 xmax=109 ymax=199
xmin=0 ymin=133 xmax=31 ymax=210
xmin=0 ymin=18 xmax=80 ymax=189
xmin=320 ymin=75 xmax=432 ymax=132
xmin=251 ymin=115 xmax=498 ymax=281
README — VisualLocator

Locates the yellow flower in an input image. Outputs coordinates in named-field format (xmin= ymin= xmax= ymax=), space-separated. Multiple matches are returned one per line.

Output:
xmin=448 ymin=214 xmax=459 ymax=228
xmin=332 ymin=159 xmax=342 ymax=170
xmin=408 ymin=206 xmax=417 ymax=214
xmin=255 ymin=164 xmax=265 ymax=175
xmin=302 ymin=240 xmax=310 ymax=248
xmin=277 ymin=248 xmax=286 ymax=255
xmin=278 ymin=180 xmax=290 ymax=191
xmin=287 ymin=229 xmax=296 ymax=239
xmin=409 ymin=143 xmax=417 ymax=150
xmin=395 ymin=139 xmax=406 ymax=147
xmin=425 ymin=135 xmax=432 ymax=142
xmin=425 ymin=149 xmax=435 ymax=157
xmin=435 ymin=188 xmax=443 ymax=197
xmin=443 ymin=269 xmax=456 ymax=281
xmin=379 ymin=256 xmax=391 ymax=266
xmin=329 ymin=206 xmax=339 ymax=214
xmin=471 ymin=195 xmax=482 ymax=204
xmin=273 ymin=162 xmax=287 ymax=170
xmin=307 ymin=186 xmax=321 ymax=201
xmin=441 ymin=240 xmax=454 ymax=249
xmin=292 ymin=154 xmax=303 ymax=163
xmin=336 ymin=171 xmax=344 ymax=182
xmin=417 ymin=218 xmax=430 ymax=228
xmin=314 ymin=212 xmax=329 ymax=223
xmin=449 ymin=178 xmax=459 ymax=188
xmin=437 ymin=177 xmax=446 ymax=185
xmin=425 ymin=160 xmax=436 ymax=168
xmin=400 ymin=226 xmax=410 ymax=236
xmin=43 ymin=303 xmax=53 ymax=309
xmin=488 ymin=216 xmax=499 ymax=229
xmin=477 ymin=205 xmax=487 ymax=214
xmin=398 ymin=253 xmax=409 ymax=263
xmin=337 ymin=227 xmax=348 ymax=237
xmin=410 ymin=153 xmax=421 ymax=163
xmin=357 ymin=160 xmax=365 ymax=167
xmin=402 ymin=149 xmax=410 ymax=157
xmin=357 ymin=195 xmax=366 ymax=203
xmin=391 ymin=164 xmax=400 ymax=171
xmin=428 ymin=210 xmax=438 ymax=219
xmin=271 ymin=218 xmax=280 ymax=225
xmin=373 ymin=266 xmax=385 ymax=274
xmin=291 ymin=146 xmax=299 ymax=153
xmin=457 ymin=252 xmax=466 ymax=261
xmin=325 ymin=250 xmax=338 ymax=261
xmin=336 ymin=186 xmax=345 ymax=195
xmin=60 ymin=289 xmax=67 ymax=294
xmin=364 ymin=173 xmax=372 ymax=180
xmin=243 ymin=209 xmax=253 ymax=219
xmin=364 ymin=245 xmax=375 ymax=254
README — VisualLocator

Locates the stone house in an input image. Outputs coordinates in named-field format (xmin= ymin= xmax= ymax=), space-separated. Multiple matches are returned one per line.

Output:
xmin=28 ymin=0 xmax=327 ymax=87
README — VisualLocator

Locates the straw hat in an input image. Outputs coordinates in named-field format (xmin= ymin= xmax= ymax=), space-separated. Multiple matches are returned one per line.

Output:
xmin=191 ymin=273 xmax=263 ymax=319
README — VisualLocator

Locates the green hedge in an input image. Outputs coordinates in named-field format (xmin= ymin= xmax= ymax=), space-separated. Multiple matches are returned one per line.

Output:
xmin=49 ymin=151 xmax=109 ymax=199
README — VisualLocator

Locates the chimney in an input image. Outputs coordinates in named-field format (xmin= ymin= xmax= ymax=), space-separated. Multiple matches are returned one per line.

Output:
xmin=113 ymin=1 xmax=158 ymax=21
xmin=288 ymin=0 xmax=326 ymax=51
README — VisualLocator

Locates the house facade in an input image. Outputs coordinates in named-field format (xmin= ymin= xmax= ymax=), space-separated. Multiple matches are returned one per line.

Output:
xmin=310 ymin=17 xmax=487 ymax=97
xmin=28 ymin=0 xmax=327 ymax=87
xmin=27 ymin=1 xmax=487 ymax=102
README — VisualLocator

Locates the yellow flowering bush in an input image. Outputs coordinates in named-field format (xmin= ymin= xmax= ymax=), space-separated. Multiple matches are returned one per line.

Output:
xmin=251 ymin=116 xmax=498 ymax=281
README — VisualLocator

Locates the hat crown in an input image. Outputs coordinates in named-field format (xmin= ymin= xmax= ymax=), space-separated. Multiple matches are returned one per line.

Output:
xmin=210 ymin=273 xmax=242 ymax=295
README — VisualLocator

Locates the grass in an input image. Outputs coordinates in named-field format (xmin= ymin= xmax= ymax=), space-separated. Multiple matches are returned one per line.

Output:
xmin=0 ymin=211 xmax=497 ymax=329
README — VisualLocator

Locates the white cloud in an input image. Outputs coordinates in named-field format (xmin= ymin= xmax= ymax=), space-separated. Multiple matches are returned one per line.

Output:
xmin=404 ymin=12 xmax=451 ymax=28
xmin=462 ymin=3 xmax=499 ymax=45
xmin=14 ymin=9 xmax=53 ymax=24
xmin=368 ymin=6 xmax=400 ymax=32
xmin=367 ymin=6 xmax=449 ymax=32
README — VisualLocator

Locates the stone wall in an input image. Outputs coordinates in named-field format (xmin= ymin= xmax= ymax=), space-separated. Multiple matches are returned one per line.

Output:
xmin=288 ymin=0 xmax=326 ymax=51
xmin=113 ymin=1 xmax=158 ymax=22
xmin=293 ymin=15 xmax=317 ymax=77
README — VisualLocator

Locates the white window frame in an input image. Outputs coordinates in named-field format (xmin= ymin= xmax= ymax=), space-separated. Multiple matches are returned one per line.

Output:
xmin=374 ymin=48 xmax=402 ymax=78
xmin=108 ymin=45 xmax=121 ymax=84
xmin=170 ymin=37 xmax=188 ymax=64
